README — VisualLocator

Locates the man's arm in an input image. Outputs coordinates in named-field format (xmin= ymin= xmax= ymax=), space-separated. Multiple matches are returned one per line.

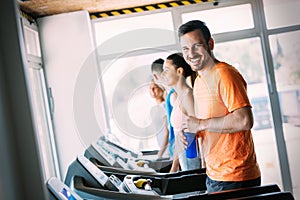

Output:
xmin=182 ymin=106 xmax=253 ymax=133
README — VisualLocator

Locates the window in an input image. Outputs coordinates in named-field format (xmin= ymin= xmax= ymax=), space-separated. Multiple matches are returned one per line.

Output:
xmin=182 ymin=4 xmax=254 ymax=34
xmin=269 ymin=31 xmax=300 ymax=196
xmin=22 ymin=20 xmax=60 ymax=181
xmin=91 ymin=1 xmax=299 ymax=196
xmin=99 ymin=51 xmax=172 ymax=151
xmin=263 ymin=0 xmax=300 ymax=29
xmin=93 ymin=11 xmax=177 ymax=151
xmin=94 ymin=12 xmax=176 ymax=55
xmin=23 ymin=26 xmax=41 ymax=57
xmin=26 ymin=65 xmax=58 ymax=181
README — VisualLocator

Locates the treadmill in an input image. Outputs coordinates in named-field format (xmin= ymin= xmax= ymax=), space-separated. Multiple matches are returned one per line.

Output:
xmin=64 ymin=155 xmax=207 ymax=200
xmin=84 ymin=135 xmax=173 ymax=173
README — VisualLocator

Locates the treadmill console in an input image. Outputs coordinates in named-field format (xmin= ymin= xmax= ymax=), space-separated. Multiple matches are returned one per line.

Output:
xmin=47 ymin=177 xmax=83 ymax=200
xmin=77 ymin=155 xmax=128 ymax=192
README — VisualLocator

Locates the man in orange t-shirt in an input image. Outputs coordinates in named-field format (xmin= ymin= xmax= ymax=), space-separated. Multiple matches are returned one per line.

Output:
xmin=179 ymin=20 xmax=261 ymax=193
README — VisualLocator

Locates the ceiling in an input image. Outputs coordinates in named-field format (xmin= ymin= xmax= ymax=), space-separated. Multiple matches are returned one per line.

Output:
xmin=18 ymin=0 xmax=179 ymax=18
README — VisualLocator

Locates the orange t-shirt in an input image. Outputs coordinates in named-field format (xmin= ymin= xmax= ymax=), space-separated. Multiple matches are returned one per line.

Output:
xmin=194 ymin=62 xmax=260 ymax=181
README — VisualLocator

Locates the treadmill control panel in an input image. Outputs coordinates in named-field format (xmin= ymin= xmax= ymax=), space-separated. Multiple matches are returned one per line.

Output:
xmin=47 ymin=177 xmax=83 ymax=200
xmin=78 ymin=155 xmax=108 ymax=186
xmin=77 ymin=155 xmax=127 ymax=192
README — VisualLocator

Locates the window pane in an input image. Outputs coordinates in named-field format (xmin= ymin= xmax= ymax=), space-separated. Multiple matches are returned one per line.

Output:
xmin=182 ymin=4 xmax=254 ymax=34
xmin=263 ymin=0 xmax=300 ymax=29
xmin=270 ymin=31 xmax=300 ymax=199
xmin=99 ymin=51 xmax=173 ymax=151
xmin=24 ymin=26 xmax=41 ymax=57
xmin=215 ymin=38 xmax=264 ymax=84
xmin=27 ymin=67 xmax=57 ymax=181
xmin=94 ymin=12 xmax=175 ymax=55
xmin=214 ymin=38 xmax=283 ymax=189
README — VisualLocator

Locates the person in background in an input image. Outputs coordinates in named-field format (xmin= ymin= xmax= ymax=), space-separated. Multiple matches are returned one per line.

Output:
xmin=179 ymin=20 xmax=261 ymax=192
xmin=149 ymin=80 xmax=169 ymax=158
xmin=162 ymin=53 xmax=200 ymax=172
xmin=151 ymin=58 xmax=176 ymax=159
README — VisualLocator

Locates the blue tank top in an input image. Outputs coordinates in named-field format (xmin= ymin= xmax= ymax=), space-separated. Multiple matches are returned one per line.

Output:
xmin=165 ymin=88 xmax=175 ymax=157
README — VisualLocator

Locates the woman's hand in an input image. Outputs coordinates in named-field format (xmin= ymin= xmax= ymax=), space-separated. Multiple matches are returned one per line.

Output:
xmin=182 ymin=116 xmax=202 ymax=133
xmin=179 ymin=131 xmax=188 ymax=149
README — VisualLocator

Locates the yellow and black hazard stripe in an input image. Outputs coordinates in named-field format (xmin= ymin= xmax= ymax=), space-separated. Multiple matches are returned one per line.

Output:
xmin=90 ymin=0 xmax=216 ymax=19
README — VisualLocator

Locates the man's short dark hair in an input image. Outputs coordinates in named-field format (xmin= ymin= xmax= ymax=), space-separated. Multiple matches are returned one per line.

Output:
xmin=151 ymin=58 xmax=164 ymax=74
xmin=178 ymin=20 xmax=211 ymax=44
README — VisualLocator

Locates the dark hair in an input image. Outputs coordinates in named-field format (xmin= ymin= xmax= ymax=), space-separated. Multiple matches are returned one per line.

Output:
xmin=166 ymin=53 xmax=197 ymax=87
xmin=178 ymin=20 xmax=211 ymax=45
xmin=151 ymin=58 xmax=164 ymax=74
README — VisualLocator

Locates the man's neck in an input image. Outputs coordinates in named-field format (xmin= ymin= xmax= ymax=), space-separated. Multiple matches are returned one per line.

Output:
xmin=198 ymin=58 xmax=220 ymax=77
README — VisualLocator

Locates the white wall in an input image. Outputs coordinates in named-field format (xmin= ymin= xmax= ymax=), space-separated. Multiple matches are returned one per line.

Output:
xmin=37 ymin=10 xmax=106 ymax=179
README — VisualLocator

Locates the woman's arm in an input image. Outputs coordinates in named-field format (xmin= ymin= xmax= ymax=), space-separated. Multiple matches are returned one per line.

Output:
xmin=169 ymin=139 xmax=180 ymax=172
xmin=181 ymin=89 xmax=195 ymax=117
xmin=157 ymin=116 xmax=169 ymax=158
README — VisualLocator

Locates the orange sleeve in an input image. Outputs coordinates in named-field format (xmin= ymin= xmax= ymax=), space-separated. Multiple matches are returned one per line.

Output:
xmin=218 ymin=66 xmax=251 ymax=112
